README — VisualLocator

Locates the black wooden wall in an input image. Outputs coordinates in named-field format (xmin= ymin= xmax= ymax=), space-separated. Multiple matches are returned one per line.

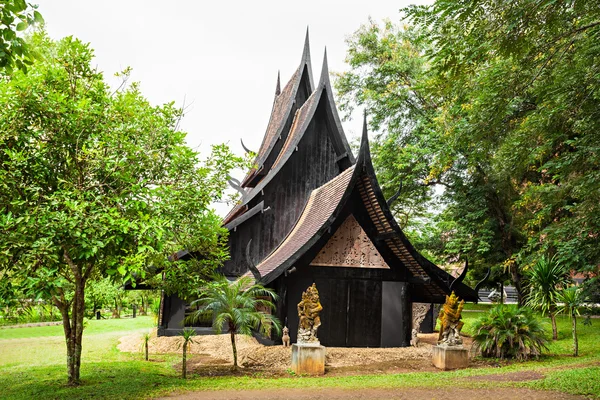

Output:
xmin=280 ymin=265 xmax=410 ymax=347
xmin=223 ymin=94 xmax=344 ymax=276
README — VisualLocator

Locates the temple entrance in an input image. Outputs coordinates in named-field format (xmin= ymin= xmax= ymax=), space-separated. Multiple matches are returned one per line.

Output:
xmin=285 ymin=274 xmax=383 ymax=347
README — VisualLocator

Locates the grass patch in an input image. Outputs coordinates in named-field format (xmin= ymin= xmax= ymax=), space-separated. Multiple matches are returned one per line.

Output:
xmin=0 ymin=312 xmax=598 ymax=399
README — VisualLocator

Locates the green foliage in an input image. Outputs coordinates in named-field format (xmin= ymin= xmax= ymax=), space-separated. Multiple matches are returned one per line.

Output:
xmin=186 ymin=275 xmax=281 ymax=368
xmin=525 ymin=255 xmax=571 ymax=339
xmin=472 ymin=305 xmax=549 ymax=360
xmin=336 ymin=0 xmax=600 ymax=303
xmin=0 ymin=32 xmax=242 ymax=385
xmin=178 ymin=327 xmax=196 ymax=379
xmin=0 ymin=0 xmax=43 ymax=73
xmin=525 ymin=256 xmax=571 ymax=315
xmin=557 ymin=286 xmax=586 ymax=356
xmin=140 ymin=331 xmax=151 ymax=361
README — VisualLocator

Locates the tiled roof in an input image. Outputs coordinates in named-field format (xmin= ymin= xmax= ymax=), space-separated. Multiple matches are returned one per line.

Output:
xmin=272 ymin=88 xmax=320 ymax=170
xmin=255 ymin=165 xmax=355 ymax=279
xmin=241 ymin=67 xmax=301 ymax=187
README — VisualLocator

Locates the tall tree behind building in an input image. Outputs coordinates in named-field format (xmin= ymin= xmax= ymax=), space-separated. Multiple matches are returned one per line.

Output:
xmin=335 ymin=0 xmax=600 ymax=303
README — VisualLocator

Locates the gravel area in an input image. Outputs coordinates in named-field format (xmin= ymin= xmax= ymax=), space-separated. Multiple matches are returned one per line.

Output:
xmin=118 ymin=330 xmax=439 ymax=370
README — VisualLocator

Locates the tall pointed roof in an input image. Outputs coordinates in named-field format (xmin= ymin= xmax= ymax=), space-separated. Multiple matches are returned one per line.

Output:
xmin=226 ymin=48 xmax=356 ymax=226
xmin=239 ymin=30 xmax=314 ymax=189
xmin=248 ymin=118 xmax=477 ymax=303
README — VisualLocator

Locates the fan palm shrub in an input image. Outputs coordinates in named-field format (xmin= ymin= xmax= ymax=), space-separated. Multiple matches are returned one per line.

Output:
xmin=557 ymin=286 xmax=586 ymax=356
xmin=472 ymin=305 xmax=548 ymax=360
xmin=186 ymin=275 xmax=281 ymax=369
xmin=525 ymin=255 xmax=571 ymax=340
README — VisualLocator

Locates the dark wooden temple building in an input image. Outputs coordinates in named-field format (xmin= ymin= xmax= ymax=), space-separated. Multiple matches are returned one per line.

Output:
xmin=158 ymin=32 xmax=478 ymax=346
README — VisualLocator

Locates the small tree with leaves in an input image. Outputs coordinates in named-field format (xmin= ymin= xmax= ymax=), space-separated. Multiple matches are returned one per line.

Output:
xmin=557 ymin=286 xmax=586 ymax=357
xmin=525 ymin=255 xmax=571 ymax=340
xmin=186 ymin=275 xmax=281 ymax=370
xmin=178 ymin=328 xmax=196 ymax=379
xmin=140 ymin=331 xmax=152 ymax=361
xmin=0 ymin=32 xmax=241 ymax=386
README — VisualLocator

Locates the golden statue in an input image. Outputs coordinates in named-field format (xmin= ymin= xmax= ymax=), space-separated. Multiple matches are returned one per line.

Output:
xmin=437 ymin=291 xmax=465 ymax=346
xmin=297 ymin=283 xmax=323 ymax=343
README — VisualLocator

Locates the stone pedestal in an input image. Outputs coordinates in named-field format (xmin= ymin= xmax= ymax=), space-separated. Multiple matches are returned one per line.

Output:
xmin=432 ymin=345 xmax=469 ymax=370
xmin=291 ymin=343 xmax=326 ymax=375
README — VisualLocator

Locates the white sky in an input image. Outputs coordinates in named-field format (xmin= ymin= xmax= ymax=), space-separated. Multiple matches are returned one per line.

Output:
xmin=37 ymin=0 xmax=428 ymax=215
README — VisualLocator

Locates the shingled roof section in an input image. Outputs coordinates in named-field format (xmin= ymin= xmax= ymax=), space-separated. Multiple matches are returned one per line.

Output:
xmin=271 ymin=88 xmax=320 ymax=169
xmin=255 ymin=165 xmax=355 ymax=281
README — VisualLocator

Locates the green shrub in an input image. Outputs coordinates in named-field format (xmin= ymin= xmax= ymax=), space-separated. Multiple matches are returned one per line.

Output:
xmin=472 ymin=305 xmax=549 ymax=360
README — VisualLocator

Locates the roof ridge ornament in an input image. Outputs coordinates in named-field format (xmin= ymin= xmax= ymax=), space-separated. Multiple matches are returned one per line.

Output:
xmin=275 ymin=70 xmax=281 ymax=96
xmin=301 ymin=27 xmax=314 ymax=88
xmin=240 ymin=138 xmax=254 ymax=154
xmin=319 ymin=47 xmax=329 ymax=87
xmin=357 ymin=111 xmax=372 ymax=165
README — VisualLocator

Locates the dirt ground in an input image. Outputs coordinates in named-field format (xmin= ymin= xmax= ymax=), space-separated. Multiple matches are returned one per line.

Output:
xmin=120 ymin=331 xmax=588 ymax=400
xmin=158 ymin=387 xmax=586 ymax=400
xmin=119 ymin=331 xmax=501 ymax=377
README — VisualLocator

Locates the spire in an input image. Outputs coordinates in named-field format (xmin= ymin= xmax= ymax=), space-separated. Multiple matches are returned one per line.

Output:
xmin=301 ymin=26 xmax=311 ymax=64
xmin=357 ymin=111 xmax=372 ymax=164
xmin=275 ymin=70 xmax=281 ymax=96
xmin=319 ymin=47 xmax=330 ymax=86
xmin=300 ymin=27 xmax=314 ymax=88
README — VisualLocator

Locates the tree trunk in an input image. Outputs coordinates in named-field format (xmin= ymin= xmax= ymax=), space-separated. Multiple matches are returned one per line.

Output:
xmin=550 ymin=312 xmax=558 ymax=341
xmin=57 ymin=276 xmax=86 ymax=386
xmin=230 ymin=331 xmax=238 ymax=369
xmin=572 ymin=313 xmax=578 ymax=357
xmin=182 ymin=341 xmax=187 ymax=379
xmin=145 ymin=340 xmax=149 ymax=361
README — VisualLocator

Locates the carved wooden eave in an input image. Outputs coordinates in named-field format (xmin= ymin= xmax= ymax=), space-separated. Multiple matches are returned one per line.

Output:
xmin=310 ymin=214 xmax=390 ymax=269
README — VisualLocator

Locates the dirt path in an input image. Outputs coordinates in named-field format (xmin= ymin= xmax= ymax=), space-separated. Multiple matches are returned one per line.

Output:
xmin=159 ymin=387 xmax=586 ymax=400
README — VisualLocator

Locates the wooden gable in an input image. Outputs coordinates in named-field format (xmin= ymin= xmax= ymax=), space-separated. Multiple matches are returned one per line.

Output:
xmin=310 ymin=214 xmax=389 ymax=269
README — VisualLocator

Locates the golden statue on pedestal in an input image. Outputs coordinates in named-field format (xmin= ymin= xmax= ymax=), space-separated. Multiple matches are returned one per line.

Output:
xmin=437 ymin=291 xmax=465 ymax=346
xmin=297 ymin=283 xmax=323 ymax=343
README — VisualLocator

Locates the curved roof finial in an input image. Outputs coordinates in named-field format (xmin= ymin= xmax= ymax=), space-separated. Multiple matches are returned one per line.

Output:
xmin=319 ymin=47 xmax=329 ymax=86
xmin=275 ymin=70 xmax=281 ymax=96
xmin=240 ymin=138 xmax=254 ymax=154
xmin=356 ymin=111 xmax=371 ymax=165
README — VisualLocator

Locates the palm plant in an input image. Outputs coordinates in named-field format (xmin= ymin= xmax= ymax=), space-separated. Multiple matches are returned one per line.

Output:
xmin=472 ymin=305 xmax=548 ymax=360
xmin=557 ymin=286 xmax=586 ymax=357
xmin=525 ymin=255 xmax=571 ymax=340
xmin=178 ymin=328 xmax=197 ymax=379
xmin=140 ymin=331 xmax=152 ymax=361
xmin=186 ymin=275 xmax=281 ymax=369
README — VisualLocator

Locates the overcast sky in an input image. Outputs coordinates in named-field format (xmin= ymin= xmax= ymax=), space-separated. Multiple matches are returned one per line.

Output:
xmin=37 ymin=0 xmax=428 ymax=215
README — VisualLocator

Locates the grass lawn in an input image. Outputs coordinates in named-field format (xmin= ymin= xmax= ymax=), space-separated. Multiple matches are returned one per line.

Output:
xmin=0 ymin=313 xmax=598 ymax=399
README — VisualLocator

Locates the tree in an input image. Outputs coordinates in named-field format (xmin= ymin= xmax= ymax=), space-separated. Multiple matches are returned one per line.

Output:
xmin=525 ymin=256 xmax=571 ymax=340
xmin=141 ymin=331 xmax=151 ymax=361
xmin=0 ymin=33 xmax=242 ymax=385
xmin=178 ymin=328 xmax=196 ymax=379
xmin=0 ymin=0 xmax=44 ymax=73
xmin=186 ymin=275 xmax=281 ymax=369
xmin=84 ymin=277 xmax=122 ymax=319
xmin=335 ymin=1 xmax=600 ymax=302
xmin=557 ymin=286 xmax=586 ymax=356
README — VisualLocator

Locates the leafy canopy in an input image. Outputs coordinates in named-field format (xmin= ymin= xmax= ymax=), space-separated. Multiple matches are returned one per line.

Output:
xmin=0 ymin=31 xmax=242 ymax=384
xmin=335 ymin=0 xmax=600 ymax=297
